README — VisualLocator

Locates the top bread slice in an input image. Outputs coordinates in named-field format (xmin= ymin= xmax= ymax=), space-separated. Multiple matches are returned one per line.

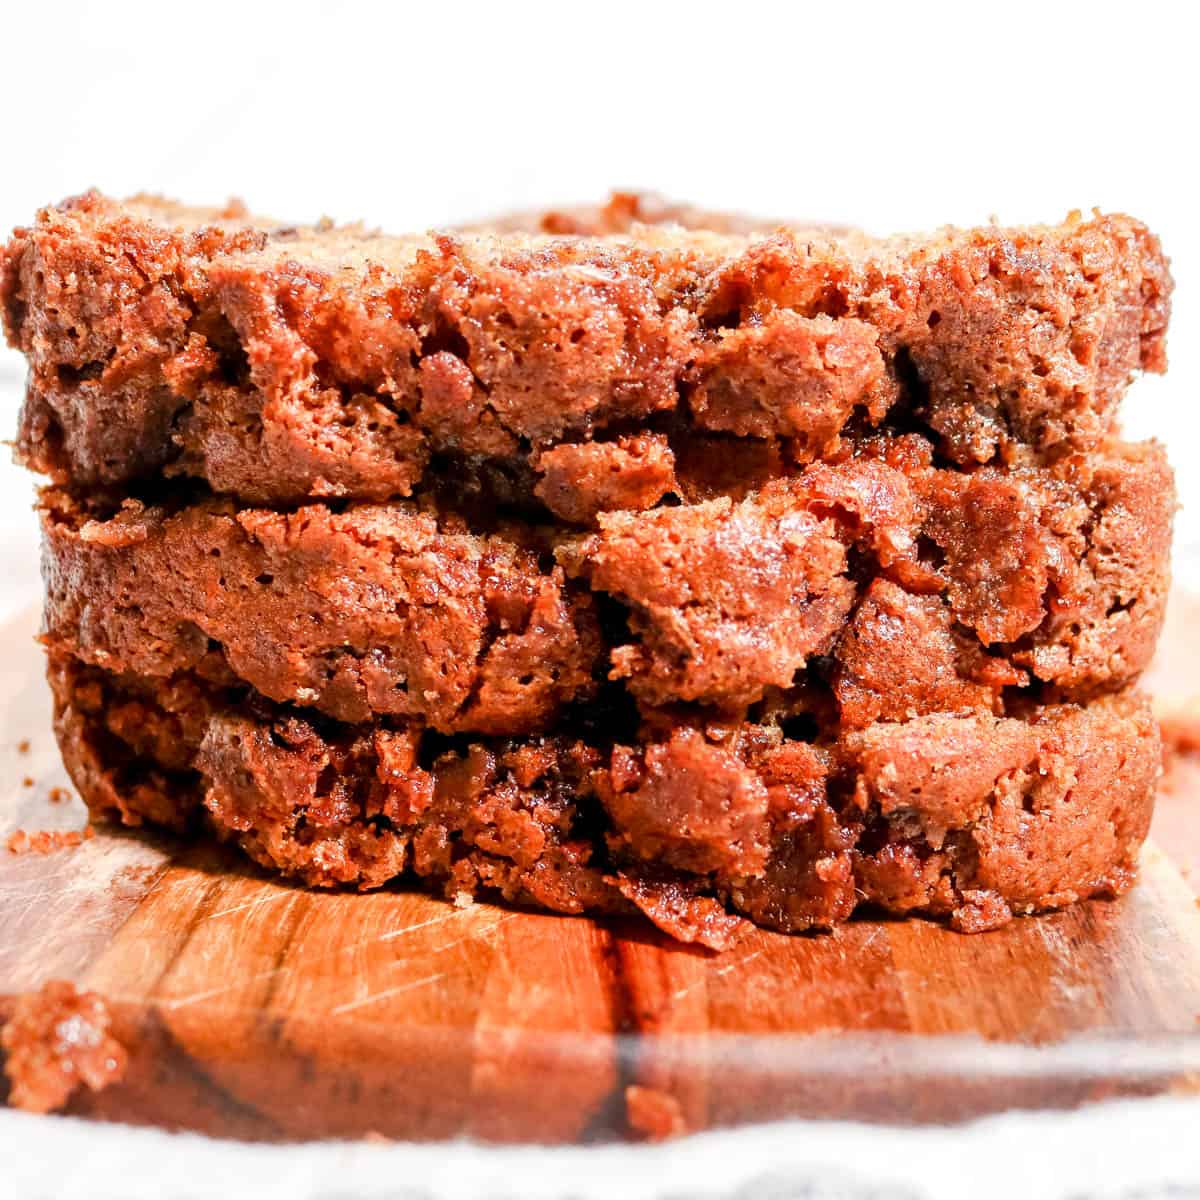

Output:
xmin=1 ymin=191 xmax=1171 ymax=513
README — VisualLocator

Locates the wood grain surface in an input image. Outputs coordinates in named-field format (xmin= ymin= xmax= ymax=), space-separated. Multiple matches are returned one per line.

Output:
xmin=3 ymin=601 xmax=1200 ymax=1143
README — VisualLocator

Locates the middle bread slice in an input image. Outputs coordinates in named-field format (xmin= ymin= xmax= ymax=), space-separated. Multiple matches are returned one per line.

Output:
xmin=41 ymin=434 xmax=1171 ymax=737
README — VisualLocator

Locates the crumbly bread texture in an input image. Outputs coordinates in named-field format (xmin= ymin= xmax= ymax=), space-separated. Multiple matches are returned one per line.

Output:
xmin=1 ymin=980 xmax=127 ymax=1113
xmin=3 ymin=191 xmax=1171 ymax=509
xmin=50 ymin=653 xmax=1159 ymax=948
xmin=42 ymin=487 xmax=601 ymax=732
xmin=40 ymin=438 xmax=1173 ymax=732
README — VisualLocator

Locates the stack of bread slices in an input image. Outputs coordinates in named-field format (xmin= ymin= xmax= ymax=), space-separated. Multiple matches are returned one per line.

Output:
xmin=0 ymin=191 xmax=1173 ymax=947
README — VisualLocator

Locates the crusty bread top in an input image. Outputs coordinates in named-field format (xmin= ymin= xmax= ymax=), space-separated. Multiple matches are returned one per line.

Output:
xmin=96 ymin=188 xmax=1164 ymax=284
xmin=5 ymin=188 xmax=1169 ymax=330
xmin=115 ymin=189 xmax=759 ymax=271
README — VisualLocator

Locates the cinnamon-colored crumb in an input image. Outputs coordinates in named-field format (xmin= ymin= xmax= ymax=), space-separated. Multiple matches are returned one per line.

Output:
xmin=40 ymin=439 xmax=1171 ymax=729
xmin=1159 ymin=701 xmax=1200 ymax=758
xmin=1156 ymin=700 xmax=1200 ymax=790
xmin=1 ymin=980 xmax=127 ymax=1113
xmin=7 ymin=826 xmax=93 ymax=854
xmin=16 ymin=739 xmax=30 ymax=754
xmin=47 ymin=787 xmax=69 ymax=804
xmin=626 ymin=1084 xmax=687 ymax=1140
xmin=951 ymin=890 xmax=1015 ymax=934
xmin=21 ymin=777 xmax=33 ymax=788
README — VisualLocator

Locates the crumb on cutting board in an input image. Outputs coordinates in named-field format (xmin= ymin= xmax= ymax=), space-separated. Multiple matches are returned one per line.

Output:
xmin=1160 ymin=699 xmax=1200 ymax=758
xmin=1 ymin=980 xmax=127 ymax=1113
xmin=7 ymin=827 xmax=94 ymax=855
xmin=1158 ymin=699 xmax=1200 ymax=792
xmin=625 ymin=1084 xmax=687 ymax=1141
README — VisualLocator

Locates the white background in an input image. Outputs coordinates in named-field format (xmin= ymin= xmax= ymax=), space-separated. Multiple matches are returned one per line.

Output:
xmin=0 ymin=0 xmax=1196 ymax=619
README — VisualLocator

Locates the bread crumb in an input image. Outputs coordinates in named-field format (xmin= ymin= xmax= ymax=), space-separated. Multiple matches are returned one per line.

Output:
xmin=951 ymin=888 xmax=1014 ymax=933
xmin=16 ymin=739 xmax=30 ymax=755
xmin=48 ymin=787 xmax=70 ymax=804
xmin=1 ymin=980 xmax=127 ymax=1113
xmin=7 ymin=827 xmax=94 ymax=854
xmin=626 ymin=1084 xmax=687 ymax=1141
xmin=1159 ymin=701 xmax=1200 ymax=783
xmin=21 ymin=777 xmax=33 ymax=789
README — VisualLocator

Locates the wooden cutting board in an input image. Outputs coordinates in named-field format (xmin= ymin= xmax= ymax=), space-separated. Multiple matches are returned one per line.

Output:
xmin=3 ymin=601 xmax=1200 ymax=1143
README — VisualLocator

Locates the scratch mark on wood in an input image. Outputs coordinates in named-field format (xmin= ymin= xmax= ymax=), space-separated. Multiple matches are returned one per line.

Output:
xmin=330 ymin=972 xmax=445 ymax=1015
xmin=376 ymin=908 xmax=473 ymax=941
xmin=203 ymin=890 xmax=294 ymax=921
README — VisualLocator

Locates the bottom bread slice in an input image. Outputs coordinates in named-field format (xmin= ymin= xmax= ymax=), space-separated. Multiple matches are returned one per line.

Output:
xmin=50 ymin=654 xmax=1159 ymax=949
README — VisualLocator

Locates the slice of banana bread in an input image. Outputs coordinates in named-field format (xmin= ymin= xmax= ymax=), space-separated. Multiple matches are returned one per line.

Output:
xmin=3 ymin=192 xmax=1171 ymax=508
xmin=40 ymin=438 xmax=1172 ymax=733
xmin=50 ymin=652 xmax=1159 ymax=948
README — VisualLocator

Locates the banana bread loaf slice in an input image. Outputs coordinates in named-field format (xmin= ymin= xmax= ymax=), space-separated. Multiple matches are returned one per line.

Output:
xmin=3 ymin=192 xmax=1170 ymax=508
xmin=50 ymin=653 xmax=1159 ymax=948
xmin=40 ymin=438 xmax=1172 ymax=732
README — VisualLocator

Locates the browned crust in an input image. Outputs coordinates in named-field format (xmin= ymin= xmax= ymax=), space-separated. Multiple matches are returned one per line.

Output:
xmin=50 ymin=653 xmax=1158 ymax=948
xmin=3 ymin=192 xmax=1171 ymax=508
